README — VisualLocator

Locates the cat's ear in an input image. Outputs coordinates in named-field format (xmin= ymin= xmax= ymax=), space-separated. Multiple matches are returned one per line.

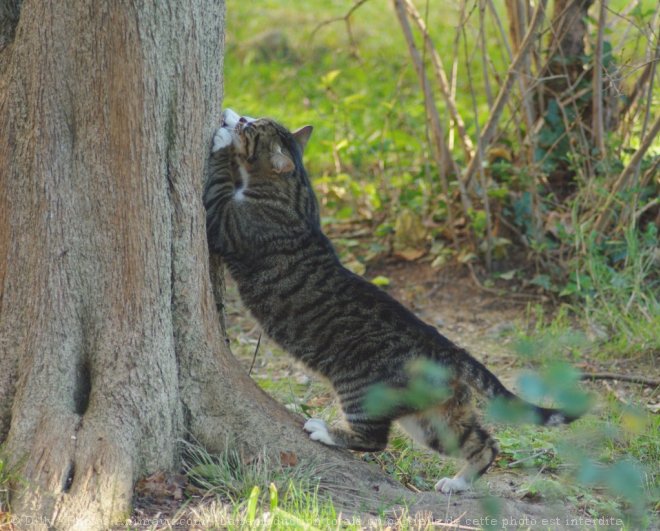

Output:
xmin=271 ymin=151 xmax=295 ymax=174
xmin=292 ymin=125 xmax=313 ymax=152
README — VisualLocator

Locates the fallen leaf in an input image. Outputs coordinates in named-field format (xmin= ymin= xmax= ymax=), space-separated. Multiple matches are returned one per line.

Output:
xmin=393 ymin=209 xmax=427 ymax=259
xmin=394 ymin=248 xmax=426 ymax=261
xmin=280 ymin=451 xmax=298 ymax=468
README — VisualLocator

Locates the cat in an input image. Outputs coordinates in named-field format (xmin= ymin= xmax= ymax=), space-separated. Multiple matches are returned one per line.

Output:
xmin=203 ymin=109 xmax=580 ymax=493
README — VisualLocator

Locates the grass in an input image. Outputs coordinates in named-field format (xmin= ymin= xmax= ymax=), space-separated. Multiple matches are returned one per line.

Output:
xmin=0 ymin=449 xmax=11 ymax=520
xmin=179 ymin=438 xmax=431 ymax=530
xmin=178 ymin=440 xmax=356 ymax=530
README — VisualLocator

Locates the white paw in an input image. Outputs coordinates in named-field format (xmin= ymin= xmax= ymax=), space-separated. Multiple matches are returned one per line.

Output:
xmin=434 ymin=476 xmax=471 ymax=494
xmin=221 ymin=108 xmax=241 ymax=128
xmin=303 ymin=418 xmax=336 ymax=446
xmin=212 ymin=127 xmax=233 ymax=152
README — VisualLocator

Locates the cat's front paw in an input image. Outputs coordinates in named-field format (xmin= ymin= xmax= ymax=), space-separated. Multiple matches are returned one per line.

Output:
xmin=222 ymin=108 xmax=256 ymax=128
xmin=212 ymin=127 xmax=234 ymax=152
xmin=221 ymin=108 xmax=241 ymax=128
xmin=303 ymin=418 xmax=336 ymax=446
xmin=434 ymin=476 xmax=471 ymax=494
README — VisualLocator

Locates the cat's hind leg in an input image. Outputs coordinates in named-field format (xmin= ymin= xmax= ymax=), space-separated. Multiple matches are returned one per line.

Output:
xmin=433 ymin=417 xmax=498 ymax=493
xmin=303 ymin=417 xmax=390 ymax=452
xmin=398 ymin=405 xmax=498 ymax=494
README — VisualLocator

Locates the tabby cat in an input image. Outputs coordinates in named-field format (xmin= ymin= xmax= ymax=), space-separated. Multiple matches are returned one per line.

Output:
xmin=204 ymin=109 xmax=579 ymax=493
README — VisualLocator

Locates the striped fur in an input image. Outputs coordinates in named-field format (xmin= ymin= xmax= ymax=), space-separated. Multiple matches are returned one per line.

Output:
xmin=204 ymin=110 xmax=579 ymax=493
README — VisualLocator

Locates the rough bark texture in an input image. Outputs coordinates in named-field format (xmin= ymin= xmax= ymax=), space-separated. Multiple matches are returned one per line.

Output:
xmin=0 ymin=1 xmax=227 ymax=527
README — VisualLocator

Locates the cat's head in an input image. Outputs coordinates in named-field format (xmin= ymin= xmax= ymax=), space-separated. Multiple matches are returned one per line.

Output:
xmin=219 ymin=110 xmax=321 ymax=238
xmin=231 ymin=116 xmax=312 ymax=179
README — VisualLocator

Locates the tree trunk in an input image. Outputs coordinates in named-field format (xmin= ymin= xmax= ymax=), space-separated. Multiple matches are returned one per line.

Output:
xmin=545 ymin=0 xmax=593 ymax=95
xmin=0 ymin=1 xmax=225 ymax=526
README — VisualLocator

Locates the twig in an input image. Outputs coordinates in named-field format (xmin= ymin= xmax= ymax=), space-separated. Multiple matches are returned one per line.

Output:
xmin=507 ymin=448 xmax=553 ymax=468
xmin=639 ymin=158 xmax=660 ymax=191
xmin=478 ymin=0 xmax=494 ymax=108
xmin=592 ymin=0 xmax=607 ymax=158
xmin=581 ymin=372 xmax=660 ymax=387
xmin=461 ymin=20 xmax=495 ymax=270
xmin=401 ymin=0 xmax=475 ymax=163
xmin=619 ymin=58 xmax=659 ymax=123
xmin=463 ymin=0 xmax=548 ymax=188
xmin=498 ymin=0 xmax=537 ymax=154
xmin=392 ymin=0 xmax=460 ymax=245
xmin=631 ymin=17 xmax=660 ymax=217
xmin=310 ymin=0 xmax=370 ymax=54
xmin=247 ymin=333 xmax=262 ymax=376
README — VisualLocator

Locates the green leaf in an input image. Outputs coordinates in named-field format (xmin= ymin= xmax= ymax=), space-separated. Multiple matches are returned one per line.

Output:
xmin=518 ymin=372 xmax=548 ymax=402
xmin=246 ymin=485 xmax=260 ymax=526
xmin=269 ymin=482 xmax=279 ymax=512
xmin=320 ymin=69 xmax=341 ymax=86
xmin=498 ymin=269 xmax=517 ymax=280
xmin=371 ymin=275 xmax=390 ymax=287
xmin=530 ymin=274 xmax=553 ymax=291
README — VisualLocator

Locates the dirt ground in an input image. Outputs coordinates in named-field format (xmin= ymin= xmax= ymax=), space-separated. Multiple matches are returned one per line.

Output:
xmin=123 ymin=259 xmax=657 ymax=530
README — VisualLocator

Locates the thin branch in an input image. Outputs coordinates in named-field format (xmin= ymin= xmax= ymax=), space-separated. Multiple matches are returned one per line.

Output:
xmin=581 ymin=372 xmax=660 ymax=387
xmin=401 ymin=0 xmax=475 ymax=162
xmin=626 ymin=26 xmax=659 ymax=220
xmin=311 ymin=0 xmax=370 ymax=53
xmin=392 ymin=0 xmax=462 ymax=244
xmin=507 ymin=448 xmax=553 ymax=468
xmin=592 ymin=0 xmax=607 ymax=158
xmin=619 ymin=57 xmax=659 ymax=121
xmin=638 ymin=158 xmax=660 ymax=191
xmin=461 ymin=19 xmax=494 ymax=270
xmin=248 ymin=333 xmax=262 ymax=377
xmin=478 ymin=0 xmax=494 ymax=108
xmin=498 ymin=0 xmax=537 ymax=142
xmin=463 ymin=0 xmax=548 ymax=188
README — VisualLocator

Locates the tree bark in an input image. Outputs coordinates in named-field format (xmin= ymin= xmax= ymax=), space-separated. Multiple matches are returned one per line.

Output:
xmin=545 ymin=0 xmax=593 ymax=95
xmin=0 ymin=1 xmax=227 ymax=526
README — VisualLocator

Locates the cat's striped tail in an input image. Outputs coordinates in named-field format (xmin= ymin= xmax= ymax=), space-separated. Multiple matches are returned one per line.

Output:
xmin=454 ymin=351 xmax=581 ymax=426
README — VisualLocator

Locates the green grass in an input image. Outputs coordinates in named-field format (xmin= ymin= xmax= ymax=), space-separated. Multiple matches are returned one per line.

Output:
xmin=0 ymin=449 xmax=9 ymax=516
xmin=224 ymin=0 xmax=462 ymax=225
xmin=0 ymin=445 xmax=23 ymax=518
xmin=181 ymin=439 xmax=321 ymax=504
